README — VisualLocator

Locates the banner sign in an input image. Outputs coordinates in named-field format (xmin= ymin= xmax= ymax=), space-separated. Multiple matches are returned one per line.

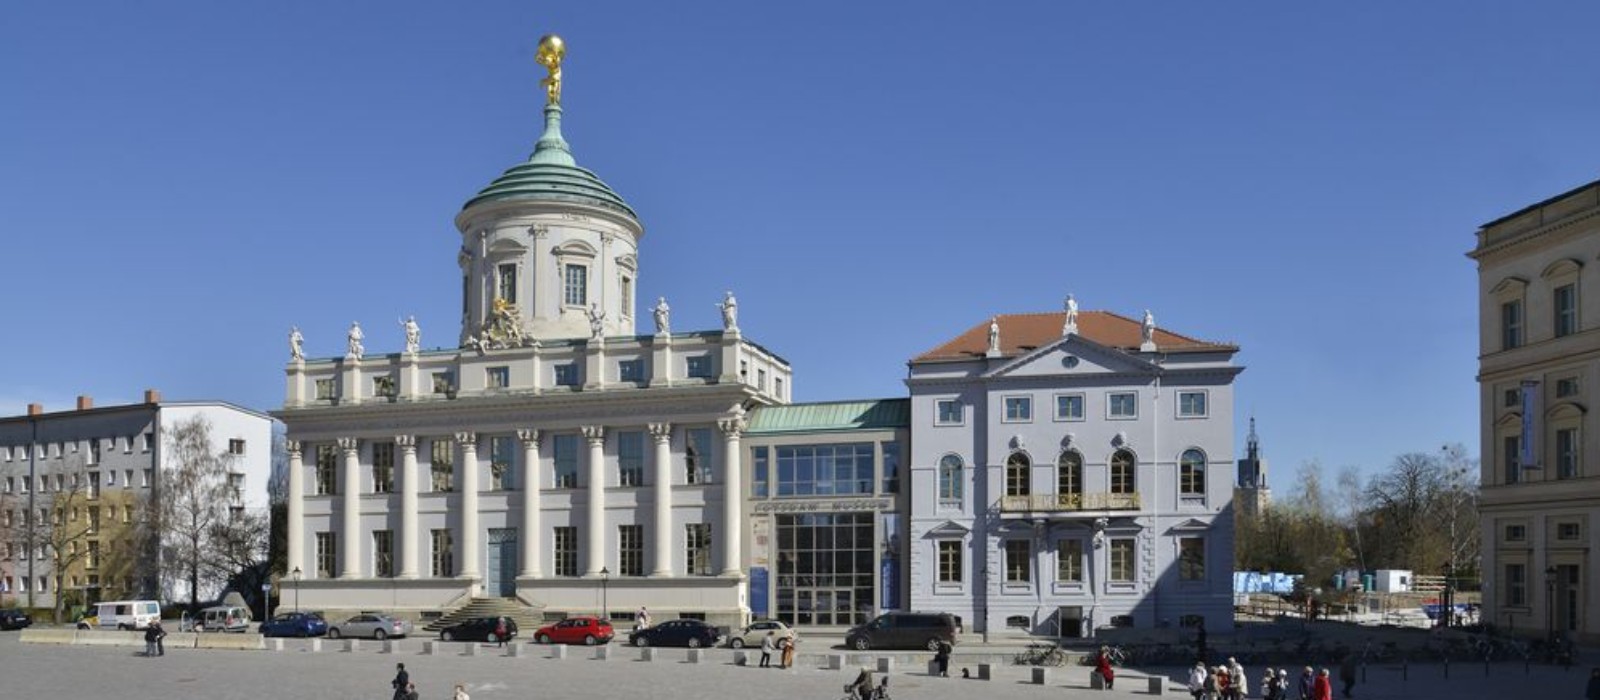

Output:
xmin=1521 ymin=380 xmax=1540 ymax=469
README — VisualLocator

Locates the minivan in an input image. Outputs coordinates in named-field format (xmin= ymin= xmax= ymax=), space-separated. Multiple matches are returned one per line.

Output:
xmin=196 ymin=605 xmax=251 ymax=633
xmin=79 ymin=600 xmax=162 ymax=631
xmin=845 ymin=611 xmax=961 ymax=651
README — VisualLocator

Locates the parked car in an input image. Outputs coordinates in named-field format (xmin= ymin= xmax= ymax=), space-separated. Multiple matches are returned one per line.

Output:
xmin=845 ymin=611 xmax=960 ymax=651
xmin=533 ymin=616 xmax=613 ymax=646
xmin=328 ymin=613 xmax=412 ymax=640
xmin=628 ymin=619 xmax=721 ymax=648
xmin=258 ymin=612 xmax=328 ymax=638
xmin=0 ymin=609 xmax=32 ymax=631
xmin=75 ymin=600 xmax=161 ymax=631
xmin=438 ymin=616 xmax=517 ymax=643
xmin=726 ymin=619 xmax=795 ymax=649
xmin=194 ymin=605 xmax=252 ymax=633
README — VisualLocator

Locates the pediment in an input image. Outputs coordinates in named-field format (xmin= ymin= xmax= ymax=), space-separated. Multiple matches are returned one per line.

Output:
xmin=615 ymin=253 xmax=638 ymax=271
xmin=987 ymin=335 xmax=1156 ymax=379
xmin=922 ymin=520 xmax=970 ymax=538
xmin=488 ymin=238 xmax=528 ymax=255
xmin=1165 ymin=518 xmax=1213 ymax=534
xmin=1490 ymin=276 xmax=1528 ymax=296
xmin=553 ymin=240 xmax=598 ymax=259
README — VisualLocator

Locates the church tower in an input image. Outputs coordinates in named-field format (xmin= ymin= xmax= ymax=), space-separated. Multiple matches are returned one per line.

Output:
xmin=1234 ymin=417 xmax=1271 ymax=519
xmin=454 ymin=35 xmax=642 ymax=347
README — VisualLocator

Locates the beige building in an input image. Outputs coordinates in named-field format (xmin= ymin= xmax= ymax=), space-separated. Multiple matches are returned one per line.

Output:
xmin=1472 ymin=178 xmax=1600 ymax=643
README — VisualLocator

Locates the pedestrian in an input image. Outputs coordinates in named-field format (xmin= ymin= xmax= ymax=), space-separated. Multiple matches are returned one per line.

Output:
xmin=636 ymin=606 xmax=651 ymax=631
xmin=153 ymin=620 xmax=167 ymax=656
xmin=404 ymin=683 xmax=419 ymax=700
xmin=1298 ymin=666 xmax=1314 ymax=700
xmin=391 ymin=663 xmax=410 ymax=700
xmin=143 ymin=624 xmax=158 ymax=657
xmin=1276 ymin=669 xmax=1289 ymax=700
xmin=1586 ymin=668 xmax=1600 ymax=700
xmin=1261 ymin=668 xmax=1275 ymax=700
xmin=1228 ymin=657 xmax=1247 ymax=700
xmin=1312 ymin=669 xmax=1332 ymax=700
xmin=1338 ymin=654 xmax=1357 ymax=699
xmin=453 ymin=683 xmax=471 ymax=700
xmin=780 ymin=634 xmax=797 ymax=669
xmin=759 ymin=630 xmax=775 ymax=668
xmin=1095 ymin=646 xmax=1116 ymax=690
xmin=935 ymin=638 xmax=953 ymax=677
xmin=1187 ymin=661 xmax=1208 ymax=700
xmin=494 ymin=616 xmax=508 ymax=648
xmin=1216 ymin=666 xmax=1231 ymax=700
xmin=1203 ymin=665 xmax=1221 ymax=700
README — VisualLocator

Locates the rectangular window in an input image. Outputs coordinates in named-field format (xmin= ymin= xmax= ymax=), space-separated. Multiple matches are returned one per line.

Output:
xmin=227 ymin=439 xmax=246 ymax=455
xmin=1004 ymin=540 xmax=1031 ymax=583
xmin=1557 ymin=377 xmax=1580 ymax=398
xmin=774 ymin=377 xmax=784 ymax=399
xmin=564 ymin=264 xmax=587 ymax=307
xmin=618 ymin=524 xmax=643 ymax=577
xmin=432 ymin=372 xmax=454 ymax=394
xmin=1179 ymin=537 xmax=1205 ymax=581
xmin=618 ymin=359 xmax=644 ymax=383
xmin=881 ymin=441 xmax=901 ymax=494
xmin=1505 ymin=524 xmax=1527 ymax=542
xmin=935 ymin=399 xmax=962 ymax=426
xmin=141 ymin=433 xmax=153 ymax=452
xmin=685 ymin=428 xmax=713 ymax=484
xmin=497 ymin=262 xmax=517 ymax=304
xmin=1503 ymin=435 xmax=1521 ymax=485
xmin=486 ymin=366 xmax=510 ymax=389
xmin=1557 ymin=522 xmax=1581 ymax=540
xmin=685 ymin=356 xmax=713 ymax=379
xmin=552 ymin=434 xmax=579 ymax=489
xmin=431 ymin=529 xmax=454 ymax=577
xmin=553 ymin=526 xmax=578 ymax=577
xmin=430 ymin=439 xmax=454 ymax=492
xmin=1555 ymin=284 xmax=1577 ymax=337
xmin=685 ymin=523 xmax=712 ymax=576
xmin=314 ymin=445 xmax=338 ymax=495
xmin=1504 ymin=388 xmax=1520 ymax=407
xmin=1055 ymin=394 xmax=1084 ymax=421
xmin=1178 ymin=391 xmax=1208 ymax=417
xmin=87 ymin=440 xmax=100 ymax=464
xmin=1057 ymin=540 xmax=1084 ymax=583
xmin=617 ymin=431 xmax=644 ymax=487
xmin=937 ymin=540 xmax=962 ymax=583
xmin=1505 ymin=563 xmax=1526 ymax=606
xmin=620 ymin=275 xmax=633 ymax=315
xmin=1108 ymin=392 xmax=1138 ymax=418
xmin=372 ymin=375 xmax=395 ymax=398
xmin=1003 ymin=396 xmax=1032 ymax=422
xmin=1502 ymin=300 xmax=1523 ymax=350
xmin=490 ymin=436 xmax=516 ymax=491
xmin=773 ymin=443 xmax=875 ymax=497
xmin=315 ymin=378 xmax=335 ymax=400
xmin=757 ymin=368 xmax=767 ymax=390
xmin=373 ymin=530 xmax=394 ymax=578
xmin=315 ymin=532 xmax=337 ymax=579
xmin=553 ymin=363 xmax=579 ymax=387
xmin=938 ymin=458 xmax=963 ymax=504
xmin=752 ymin=446 xmax=769 ymax=498
xmin=1557 ymin=427 xmax=1579 ymax=479
xmin=372 ymin=442 xmax=394 ymax=494
xmin=1109 ymin=538 xmax=1135 ymax=583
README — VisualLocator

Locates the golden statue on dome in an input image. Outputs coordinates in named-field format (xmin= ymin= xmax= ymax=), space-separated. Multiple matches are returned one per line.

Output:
xmin=536 ymin=34 xmax=566 ymax=105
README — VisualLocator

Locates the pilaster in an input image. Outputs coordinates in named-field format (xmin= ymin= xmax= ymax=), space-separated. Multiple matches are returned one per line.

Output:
xmin=718 ymin=331 xmax=741 ymax=384
xmin=338 ymin=437 xmax=361 ymax=579
xmin=457 ymin=432 xmax=481 ymax=580
xmin=649 ymin=334 xmax=673 ymax=388
xmin=584 ymin=337 xmax=605 ymax=391
xmin=340 ymin=357 xmax=363 ymax=406
xmin=582 ymin=425 xmax=606 ymax=576
xmin=286 ymin=360 xmax=306 ymax=407
xmin=648 ymin=423 xmax=673 ymax=577
xmin=286 ymin=440 xmax=304 ymax=576
xmin=396 ymin=435 xmax=419 ymax=579
xmin=518 ymin=429 xmax=543 ymax=578
xmin=717 ymin=411 xmax=747 ymax=576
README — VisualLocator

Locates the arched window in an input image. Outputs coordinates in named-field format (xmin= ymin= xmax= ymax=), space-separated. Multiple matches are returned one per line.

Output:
xmin=1005 ymin=452 xmax=1031 ymax=497
xmin=938 ymin=454 xmax=964 ymax=504
xmin=1180 ymin=449 xmax=1206 ymax=497
xmin=1110 ymin=449 xmax=1135 ymax=494
xmin=1057 ymin=451 xmax=1082 ymax=495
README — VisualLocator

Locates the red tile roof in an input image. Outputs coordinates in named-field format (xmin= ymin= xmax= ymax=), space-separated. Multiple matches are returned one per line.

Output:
xmin=911 ymin=311 xmax=1235 ymax=363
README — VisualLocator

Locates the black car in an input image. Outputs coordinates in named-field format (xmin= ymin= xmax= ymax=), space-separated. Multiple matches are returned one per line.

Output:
xmin=628 ymin=619 xmax=721 ymax=648
xmin=438 ymin=616 xmax=517 ymax=643
xmin=0 ymin=609 xmax=32 ymax=631
xmin=845 ymin=611 xmax=961 ymax=651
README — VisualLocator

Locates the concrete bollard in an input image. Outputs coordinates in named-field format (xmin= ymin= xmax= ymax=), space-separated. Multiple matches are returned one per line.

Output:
xmin=309 ymin=638 xmax=323 ymax=653
xmin=270 ymin=638 xmax=285 ymax=652
xmin=828 ymin=654 xmax=846 ymax=670
xmin=978 ymin=663 xmax=993 ymax=681
xmin=734 ymin=650 xmax=750 ymax=666
xmin=640 ymin=647 xmax=658 ymax=662
xmin=1091 ymin=671 xmax=1107 ymax=690
xmin=594 ymin=645 xmax=612 ymax=660
xmin=423 ymin=640 xmax=438 ymax=655
xmin=550 ymin=645 xmax=568 ymax=659
xmin=877 ymin=658 xmax=894 ymax=674
xmin=1032 ymin=667 xmax=1050 ymax=685
xmin=383 ymin=639 xmax=401 ymax=654
xmin=688 ymin=648 xmax=705 ymax=663
xmin=343 ymin=639 xmax=361 ymax=653
xmin=1147 ymin=676 xmax=1165 ymax=694
xmin=510 ymin=643 xmax=528 ymax=658
xmin=465 ymin=643 xmax=480 ymax=657
xmin=928 ymin=659 xmax=941 ymax=676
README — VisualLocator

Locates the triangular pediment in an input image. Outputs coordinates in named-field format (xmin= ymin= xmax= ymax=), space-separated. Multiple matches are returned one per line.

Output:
xmin=923 ymin=520 xmax=971 ymax=537
xmin=1165 ymin=518 xmax=1214 ymax=534
xmin=987 ymin=334 xmax=1157 ymax=379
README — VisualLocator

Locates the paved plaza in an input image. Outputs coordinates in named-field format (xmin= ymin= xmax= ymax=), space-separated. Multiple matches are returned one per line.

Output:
xmin=0 ymin=632 xmax=1591 ymax=700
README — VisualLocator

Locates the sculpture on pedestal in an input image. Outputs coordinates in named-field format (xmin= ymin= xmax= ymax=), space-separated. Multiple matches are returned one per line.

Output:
xmin=716 ymin=291 xmax=739 ymax=332
xmin=653 ymin=297 xmax=671 ymax=335
xmin=587 ymin=303 xmax=607 ymax=340
xmin=465 ymin=298 xmax=529 ymax=351
xmin=401 ymin=316 xmax=421 ymax=355
xmin=987 ymin=317 xmax=1000 ymax=356
xmin=289 ymin=326 xmax=304 ymax=361
xmin=1141 ymin=310 xmax=1156 ymax=346
xmin=1063 ymin=294 xmax=1079 ymax=335
xmin=346 ymin=322 xmax=365 ymax=360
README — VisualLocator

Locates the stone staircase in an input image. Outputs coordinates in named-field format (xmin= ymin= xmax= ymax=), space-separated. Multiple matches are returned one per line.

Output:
xmin=422 ymin=597 xmax=547 ymax=635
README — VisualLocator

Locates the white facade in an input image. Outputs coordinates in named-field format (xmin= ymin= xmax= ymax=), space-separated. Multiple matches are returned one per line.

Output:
xmin=906 ymin=312 xmax=1241 ymax=637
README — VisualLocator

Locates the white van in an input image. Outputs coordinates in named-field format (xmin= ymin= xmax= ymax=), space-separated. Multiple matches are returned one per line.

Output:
xmin=82 ymin=600 xmax=161 ymax=631
xmin=195 ymin=605 xmax=251 ymax=633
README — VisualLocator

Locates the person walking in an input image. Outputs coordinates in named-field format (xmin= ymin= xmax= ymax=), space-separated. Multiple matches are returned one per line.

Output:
xmin=1298 ymin=667 xmax=1314 ymax=700
xmin=1312 ymin=669 xmax=1332 ymax=700
xmin=143 ymin=624 xmax=158 ymax=657
xmin=494 ymin=617 xmax=508 ymax=648
xmin=780 ymin=634 xmax=796 ymax=669
xmin=759 ymin=630 xmax=775 ymax=668
xmin=934 ymin=639 xmax=953 ymax=678
xmin=1338 ymin=654 xmax=1357 ymax=698
xmin=403 ymin=683 xmax=419 ymax=700
xmin=1216 ymin=666 xmax=1231 ymax=700
xmin=1187 ymin=661 xmax=1208 ymax=700
xmin=1095 ymin=646 xmax=1116 ymax=690
xmin=391 ymin=663 xmax=410 ymax=700
xmin=1261 ymin=668 xmax=1276 ymax=700
xmin=636 ymin=606 xmax=651 ymax=631
xmin=153 ymin=620 xmax=167 ymax=656
xmin=1227 ymin=657 xmax=1247 ymax=700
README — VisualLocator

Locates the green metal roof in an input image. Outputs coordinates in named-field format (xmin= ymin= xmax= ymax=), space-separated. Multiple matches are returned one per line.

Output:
xmin=462 ymin=104 xmax=637 ymax=220
xmin=746 ymin=399 xmax=910 ymax=435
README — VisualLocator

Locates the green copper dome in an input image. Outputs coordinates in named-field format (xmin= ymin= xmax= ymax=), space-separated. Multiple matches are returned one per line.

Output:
xmin=462 ymin=104 xmax=637 ymax=220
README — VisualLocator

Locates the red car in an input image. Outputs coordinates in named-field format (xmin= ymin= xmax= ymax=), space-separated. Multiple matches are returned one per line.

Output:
xmin=533 ymin=616 xmax=614 ymax=645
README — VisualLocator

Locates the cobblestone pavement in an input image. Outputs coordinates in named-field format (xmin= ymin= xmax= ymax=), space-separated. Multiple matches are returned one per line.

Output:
xmin=1 ymin=633 xmax=1591 ymax=700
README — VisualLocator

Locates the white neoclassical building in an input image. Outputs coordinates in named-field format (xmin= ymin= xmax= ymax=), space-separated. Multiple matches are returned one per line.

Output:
xmin=277 ymin=52 xmax=790 ymax=626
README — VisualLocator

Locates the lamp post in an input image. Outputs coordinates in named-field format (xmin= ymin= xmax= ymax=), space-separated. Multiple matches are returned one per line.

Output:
xmin=1439 ymin=562 xmax=1453 ymax=628
xmin=1545 ymin=565 xmax=1557 ymax=644
xmin=600 ymin=567 xmax=610 ymax=620
xmin=291 ymin=567 xmax=302 ymax=614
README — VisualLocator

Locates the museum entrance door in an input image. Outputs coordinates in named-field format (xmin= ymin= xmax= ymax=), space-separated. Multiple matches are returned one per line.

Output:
xmin=486 ymin=528 xmax=517 ymax=597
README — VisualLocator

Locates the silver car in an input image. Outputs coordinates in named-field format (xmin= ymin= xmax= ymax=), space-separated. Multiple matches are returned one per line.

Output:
xmin=326 ymin=613 xmax=412 ymax=640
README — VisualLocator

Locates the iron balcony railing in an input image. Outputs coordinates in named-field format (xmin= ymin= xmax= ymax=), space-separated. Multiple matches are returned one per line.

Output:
xmin=999 ymin=492 xmax=1141 ymax=512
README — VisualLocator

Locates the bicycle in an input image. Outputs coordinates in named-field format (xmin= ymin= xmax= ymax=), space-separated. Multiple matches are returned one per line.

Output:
xmin=1013 ymin=642 xmax=1068 ymax=667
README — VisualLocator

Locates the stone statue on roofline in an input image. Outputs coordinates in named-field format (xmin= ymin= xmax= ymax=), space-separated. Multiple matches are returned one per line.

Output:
xmin=289 ymin=326 xmax=304 ymax=361
xmin=653 ymin=297 xmax=671 ymax=335
xmin=400 ymin=315 xmax=421 ymax=355
xmin=716 ymin=291 xmax=739 ymax=332
xmin=346 ymin=322 xmax=365 ymax=360
xmin=986 ymin=317 xmax=1001 ymax=357
xmin=1140 ymin=309 xmax=1157 ymax=351
xmin=1063 ymin=294 xmax=1079 ymax=336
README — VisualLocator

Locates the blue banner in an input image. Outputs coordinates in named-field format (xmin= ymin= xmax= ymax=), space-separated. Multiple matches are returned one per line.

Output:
xmin=1521 ymin=381 xmax=1539 ymax=469
xmin=750 ymin=567 xmax=769 ymax=618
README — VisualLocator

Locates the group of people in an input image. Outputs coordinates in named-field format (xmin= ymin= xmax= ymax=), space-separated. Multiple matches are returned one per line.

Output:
xmin=1186 ymin=659 xmax=1354 ymax=700
xmin=141 ymin=621 xmax=168 ymax=657
xmin=756 ymin=629 xmax=798 ymax=669
xmin=390 ymin=663 xmax=470 ymax=700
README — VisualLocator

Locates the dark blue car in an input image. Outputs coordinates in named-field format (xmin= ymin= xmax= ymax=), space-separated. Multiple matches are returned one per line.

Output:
xmin=259 ymin=612 xmax=328 ymax=638
xmin=628 ymin=619 xmax=721 ymax=648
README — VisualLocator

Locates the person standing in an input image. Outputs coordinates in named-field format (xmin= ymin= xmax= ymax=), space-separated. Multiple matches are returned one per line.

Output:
xmin=403 ymin=683 xmax=419 ymax=700
xmin=780 ymin=634 xmax=796 ymax=669
xmin=1187 ymin=661 xmax=1208 ymax=700
xmin=759 ymin=630 xmax=775 ymax=668
xmin=1312 ymin=669 xmax=1332 ymax=700
xmin=1095 ymin=647 xmax=1116 ymax=690
xmin=637 ymin=606 xmax=651 ymax=631
xmin=153 ymin=621 xmax=167 ymax=656
xmin=1261 ymin=668 xmax=1277 ymax=700
xmin=494 ymin=617 xmax=508 ymax=648
xmin=391 ymin=663 xmax=410 ymax=700
xmin=1338 ymin=654 xmax=1357 ymax=698
xmin=1228 ymin=657 xmax=1248 ymax=700
xmin=1298 ymin=667 xmax=1315 ymax=700
xmin=143 ymin=624 xmax=158 ymax=657
xmin=934 ymin=639 xmax=953 ymax=678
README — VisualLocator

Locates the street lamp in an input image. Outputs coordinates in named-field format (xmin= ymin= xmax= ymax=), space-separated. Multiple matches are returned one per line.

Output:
xmin=1439 ymin=562 xmax=1453 ymax=628
xmin=600 ymin=567 xmax=610 ymax=621
xmin=1545 ymin=566 xmax=1557 ymax=644
xmin=291 ymin=567 xmax=302 ymax=614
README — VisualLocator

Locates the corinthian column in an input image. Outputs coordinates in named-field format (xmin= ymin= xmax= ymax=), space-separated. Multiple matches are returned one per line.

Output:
xmin=286 ymin=440 xmax=304 ymax=577
xmin=648 ymin=423 xmax=673 ymax=577
xmin=396 ymin=435 xmax=419 ymax=579
xmin=582 ymin=426 xmax=606 ymax=576
xmin=718 ymin=411 xmax=747 ymax=576
xmin=338 ymin=437 xmax=361 ymax=579
xmin=457 ymin=432 xmax=481 ymax=580
xmin=518 ymin=429 xmax=542 ymax=578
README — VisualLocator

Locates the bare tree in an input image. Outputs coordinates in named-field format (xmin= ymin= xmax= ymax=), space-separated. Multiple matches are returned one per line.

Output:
xmin=1333 ymin=465 xmax=1369 ymax=572
xmin=1435 ymin=444 xmax=1481 ymax=577
xmin=39 ymin=456 xmax=97 ymax=623
xmin=158 ymin=416 xmax=234 ymax=610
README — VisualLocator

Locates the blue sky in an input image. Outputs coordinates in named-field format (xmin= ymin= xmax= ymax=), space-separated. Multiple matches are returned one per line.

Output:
xmin=4 ymin=2 xmax=1600 ymax=482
